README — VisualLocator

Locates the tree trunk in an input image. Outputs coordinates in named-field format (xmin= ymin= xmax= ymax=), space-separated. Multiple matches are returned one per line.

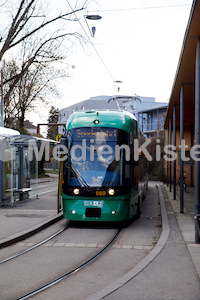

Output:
xmin=19 ymin=109 xmax=25 ymax=129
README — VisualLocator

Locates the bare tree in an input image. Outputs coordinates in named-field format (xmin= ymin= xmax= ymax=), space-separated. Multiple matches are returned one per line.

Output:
xmin=0 ymin=0 xmax=89 ymax=127
xmin=3 ymin=53 xmax=66 ymax=128
xmin=2 ymin=59 xmax=19 ymax=127
xmin=0 ymin=0 xmax=86 ymax=61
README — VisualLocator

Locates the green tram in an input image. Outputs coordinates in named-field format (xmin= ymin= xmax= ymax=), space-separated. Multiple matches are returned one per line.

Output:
xmin=59 ymin=110 xmax=147 ymax=222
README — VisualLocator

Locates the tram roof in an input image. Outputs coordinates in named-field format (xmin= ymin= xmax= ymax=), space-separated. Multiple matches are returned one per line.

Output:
xmin=66 ymin=110 xmax=137 ymax=133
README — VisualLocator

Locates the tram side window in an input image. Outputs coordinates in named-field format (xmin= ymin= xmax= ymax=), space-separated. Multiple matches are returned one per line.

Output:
xmin=120 ymin=148 xmax=131 ymax=187
xmin=124 ymin=161 xmax=131 ymax=186
xmin=131 ymin=145 xmax=138 ymax=186
xmin=138 ymin=153 xmax=147 ymax=181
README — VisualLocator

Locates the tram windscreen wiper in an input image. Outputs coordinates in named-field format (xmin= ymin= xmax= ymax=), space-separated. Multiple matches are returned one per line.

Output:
xmin=70 ymin=163 xmax=92 ymax=192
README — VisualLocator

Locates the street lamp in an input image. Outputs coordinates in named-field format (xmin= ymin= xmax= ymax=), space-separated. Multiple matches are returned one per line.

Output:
xmin=86 ymin=14 xmax=102 ymax=20
xmin=84 ymin=14 xmax=102 ymax=37
xmin=114 ymin=80 xmax=123 ymax=93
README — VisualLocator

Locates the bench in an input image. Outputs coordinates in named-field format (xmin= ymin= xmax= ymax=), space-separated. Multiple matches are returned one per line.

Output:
xmin=14 ymin=188 xmax=32 ymax=201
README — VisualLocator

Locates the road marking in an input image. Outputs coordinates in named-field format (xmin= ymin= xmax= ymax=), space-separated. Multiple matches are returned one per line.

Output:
xmin=75 ymin=243 xmax=87 ymax=247
xmin=15 ymin=242 xmax=153 ymax=249
xmin=53 ymin=243 xmax=65 ymax=247
xmin=86 ymin=243 xmax=98 ymax=248
xmin=64 ymin=243 xmax=76 ymax=247
xmin=38 ymin=189 xmax=56 ymax=196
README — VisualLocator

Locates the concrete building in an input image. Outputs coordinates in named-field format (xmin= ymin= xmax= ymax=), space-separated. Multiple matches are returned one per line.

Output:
xmin=59 ymin=95 xmax=167 ymax=134
xmin=135 ymin=105 xmax=168 ymax=137
xmin=24 ymin=121 xmax=37 ymax=135
xmin=164 ymin=0 xmax=200 ymax=242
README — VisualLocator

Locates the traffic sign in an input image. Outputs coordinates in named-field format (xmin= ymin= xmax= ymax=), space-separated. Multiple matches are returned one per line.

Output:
xmin=55 ymin=134 xmax=62 ymax=142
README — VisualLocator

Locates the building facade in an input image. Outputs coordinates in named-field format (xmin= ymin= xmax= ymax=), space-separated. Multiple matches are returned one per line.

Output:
xmin=59 ymin=95 xmax=167 ymax=134
xmin=163 ymin=0 xmax=200 ymax=242
xmin=135 ymin=105 xmax=167 ymax=137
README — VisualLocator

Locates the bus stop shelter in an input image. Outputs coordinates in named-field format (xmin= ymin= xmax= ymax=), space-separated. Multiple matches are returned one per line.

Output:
xmin=0 ymin=132 xmax=39 ymax=206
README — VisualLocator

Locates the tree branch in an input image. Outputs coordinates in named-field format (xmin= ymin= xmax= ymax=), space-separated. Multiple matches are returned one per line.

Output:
xmin=0 ymin=5 xmax=85 ymax=61
xmin=3 ymin=32 xmax=73 ymax=101
xmin=0 ymin=0 xmax=35 ymax=60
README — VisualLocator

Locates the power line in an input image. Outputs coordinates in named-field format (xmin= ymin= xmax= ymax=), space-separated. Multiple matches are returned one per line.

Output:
xmin=65 ymin=0 xmax=117 ymax=91
xmin=95 ymin=3 xmax=192 ymax=13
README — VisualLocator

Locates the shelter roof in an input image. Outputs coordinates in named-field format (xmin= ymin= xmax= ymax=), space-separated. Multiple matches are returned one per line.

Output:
xmin=0 ymin=127 xmax=20 ymax=137
xmin=164 ymin=0 xmax=200 ymax=128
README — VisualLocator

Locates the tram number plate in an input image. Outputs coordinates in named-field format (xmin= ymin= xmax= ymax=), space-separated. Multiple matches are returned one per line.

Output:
xmin=84 ymin=201 xmax=103 ymax=208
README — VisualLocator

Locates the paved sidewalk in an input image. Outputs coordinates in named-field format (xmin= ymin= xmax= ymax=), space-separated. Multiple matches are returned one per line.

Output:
xmin=87 ymin=183 xmax=200 ymax=300
xmin=0 ymin=175 xmax=62 ymax=247
xmin=163 ymin=184 xmax=200 ymax=280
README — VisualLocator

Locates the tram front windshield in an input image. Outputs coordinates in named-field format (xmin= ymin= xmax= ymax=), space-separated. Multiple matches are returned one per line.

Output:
xmin=65 ymin=127 xmax=131 ymax=187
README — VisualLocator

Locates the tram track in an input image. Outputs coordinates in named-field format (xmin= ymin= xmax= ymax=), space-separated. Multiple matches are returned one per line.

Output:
xmin=0 ymin=223 xmax=69 ymax=264
xmin=1 ymin=183 xmax=162 ymax=300
xmin=15 ymin=228 xmax=121 ymax=300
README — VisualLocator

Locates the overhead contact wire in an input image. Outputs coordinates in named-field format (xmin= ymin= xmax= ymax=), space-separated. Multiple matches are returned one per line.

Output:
xmin=65 ymin=0 xmax=117 ymax=91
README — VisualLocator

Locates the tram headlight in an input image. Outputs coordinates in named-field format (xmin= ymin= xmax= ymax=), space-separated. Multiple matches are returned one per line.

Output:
xmin=73 ymin=188 xmax=80 ymax=195
xmin=108 ymin=188 xmax=115 ymax=196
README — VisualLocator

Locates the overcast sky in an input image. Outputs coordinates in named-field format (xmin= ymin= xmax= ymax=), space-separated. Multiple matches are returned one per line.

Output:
xmin=58 ymin=0 xmax=192 ymax=105
xmin=28 ymin=0 xmax=193 ymax=129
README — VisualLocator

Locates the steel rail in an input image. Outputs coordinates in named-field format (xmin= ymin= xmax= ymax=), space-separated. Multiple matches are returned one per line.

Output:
xmin=0 ymin=224 xmax=68 ymax=264
xmin=16 ymin=229 xmax=121 ymax=300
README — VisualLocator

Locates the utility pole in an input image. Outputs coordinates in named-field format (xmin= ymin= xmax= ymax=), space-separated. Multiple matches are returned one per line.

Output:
xmin=0 ymin=61 xmax=3 ymax=206
xmin=0 ymin=61 xmax=4 ymax=127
